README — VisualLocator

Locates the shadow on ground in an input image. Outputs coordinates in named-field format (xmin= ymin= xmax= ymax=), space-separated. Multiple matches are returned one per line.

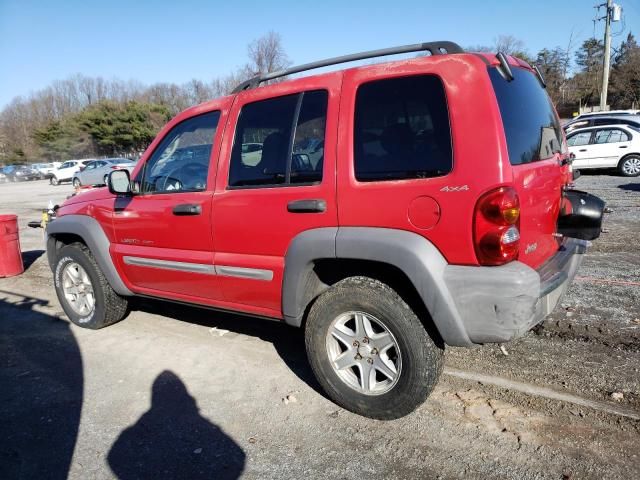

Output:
xmin=0 ymin=293 xmax=246 ymax=480
xmin=21 ymin=249 xmax=45 ymax=272
xmin=619 ymin=182 xmax=640 ymax=192
xmin=133 ymin=298 xmax=324 ymax=397
xmin=108 ymin=371 xmax=245 ymax=480
xmin=0 ymin=294 xmax=82 ymax=480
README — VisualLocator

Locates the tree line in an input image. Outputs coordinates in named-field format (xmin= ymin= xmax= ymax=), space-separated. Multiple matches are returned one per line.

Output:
xmin=1 ymin=32 xmax=639 ymax=164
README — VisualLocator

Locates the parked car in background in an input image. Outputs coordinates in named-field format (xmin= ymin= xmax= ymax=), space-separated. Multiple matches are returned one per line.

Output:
xmin=574 ymin=109 xmax=640 ymax=120
xmin=2 ymin=165 xmax=41 ymax=181
xmin=31 ymin=162 xmax=58 ymax=179
xmin=50 ymin=160 xmax=92 ymax=186
xmin=72 ymin=158 xmax=136 ymax=187
xmin=567 ymin=124 xmax=640 ymax=176
xmin=0 ymin=171 xmax=7 ymax=183
xmin=564 ymin=115 xmax=640 ymax=133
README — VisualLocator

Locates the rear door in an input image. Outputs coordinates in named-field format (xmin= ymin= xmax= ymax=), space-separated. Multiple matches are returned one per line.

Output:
xmin=212 ymin=75 xmax=340 ymax=318
xmin=489 ymin=66 xmax=568 ymax=268
xmin=590 ymin=128 xmax=632 ymax=167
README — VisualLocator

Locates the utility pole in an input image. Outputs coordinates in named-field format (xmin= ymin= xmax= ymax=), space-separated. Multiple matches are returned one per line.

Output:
xmin=600 ymin=0 xmax=613 ymax=110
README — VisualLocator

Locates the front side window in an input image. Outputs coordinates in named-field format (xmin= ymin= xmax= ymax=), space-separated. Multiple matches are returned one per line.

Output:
xmin=567 ymin=132 xmax=592 ymax=146
xmin=138 ymin=111 xmax=219 ymax=193
xmin=489 ymin=67 xmax=566 ymax=165
xmin=594 ymin=129 xmax=629 ymax=144
xmin=353 ymin=75 xmax=452 ymax=182
xmin=229 ymin=90 xmax=327 ymax=187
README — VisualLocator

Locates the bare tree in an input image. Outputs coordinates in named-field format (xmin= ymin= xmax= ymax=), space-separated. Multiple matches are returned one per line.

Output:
xmin=246 ymin=31 xmax=291 ymax=77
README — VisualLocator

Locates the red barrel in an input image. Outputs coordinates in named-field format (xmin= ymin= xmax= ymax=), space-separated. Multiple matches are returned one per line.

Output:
xmin=0 ymin=215 xmax=24 ymax=278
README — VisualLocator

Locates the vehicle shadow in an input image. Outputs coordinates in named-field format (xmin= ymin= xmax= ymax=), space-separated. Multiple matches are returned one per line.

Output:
xmin=618 ymin=182 xmax=640 ymax=192
xmin=0 ymin=294 xmax=83 ymax=480
xmin=132 ymin=298 xmax=324 ymax=397
xmin=107 ymin=370 xmax=245 ymax=480
xmin=22 ymin=249 xmax=45 ymax=271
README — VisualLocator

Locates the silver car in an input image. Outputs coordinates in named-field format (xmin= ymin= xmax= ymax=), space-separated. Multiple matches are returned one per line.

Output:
xmin=72 ymin=158 xmax=136 ymax=187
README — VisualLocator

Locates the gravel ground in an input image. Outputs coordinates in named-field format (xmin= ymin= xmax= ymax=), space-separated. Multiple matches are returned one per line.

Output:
xmin=0 ymin=174 xmax=639 ymax=479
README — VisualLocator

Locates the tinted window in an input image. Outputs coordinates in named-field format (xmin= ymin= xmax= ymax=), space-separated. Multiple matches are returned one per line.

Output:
xmin=567 ymin=132 xmax=592 ymax=146
xmin=594 ymin=118 xmax=622 ymax=126
xmin=354 ymin=75 xmax=452 ymax=181
xmin=229 ymin=90 xmax=327 ymax=187
xmin=594 ymin=129 xmax=629 ymax=144
xmin=490 ymin=67 xmax=565 ymax=165
xmin=138 ymin=111 xmax=219 ymax=193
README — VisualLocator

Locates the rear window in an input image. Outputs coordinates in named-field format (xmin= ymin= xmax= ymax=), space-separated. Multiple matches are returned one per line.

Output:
xmin=489 ymin=67 xmax=565 ymax=165
xmin=354 ymin=75 xmax=452 ymax=181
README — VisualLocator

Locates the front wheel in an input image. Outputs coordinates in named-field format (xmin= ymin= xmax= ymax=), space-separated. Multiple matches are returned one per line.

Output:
xmin=54 ymin=243 xmax=129 ymax=329
xmin=50 ymin=176 xmax=59 ymax=186
xmin=305 ymin=276 xmax=444 ymax=420
xmin=72 ymin=177 xmax=81 ymax=188
xmin=619 ymin=155 xmax=640 ymax=177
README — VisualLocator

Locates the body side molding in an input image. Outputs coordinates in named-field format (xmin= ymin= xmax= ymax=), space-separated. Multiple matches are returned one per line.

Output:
xmin=46 ymin=215 xmax=133 ymax=296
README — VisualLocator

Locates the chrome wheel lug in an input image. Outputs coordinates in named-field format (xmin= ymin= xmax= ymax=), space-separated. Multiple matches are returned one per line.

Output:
xmin=367 ymin=358 xmax=373 ymax=364
xmin=371 ymin=348 xmax=378 ymax=355
xmin=353 ymin=341 xmax=359 ymax=347
xmin=362 ymin=337 xmax=369 ymax=344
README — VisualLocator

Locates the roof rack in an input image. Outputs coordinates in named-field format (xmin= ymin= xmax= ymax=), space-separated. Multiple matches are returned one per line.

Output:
xmin=232 ymin=41 xmax=464 ymax=93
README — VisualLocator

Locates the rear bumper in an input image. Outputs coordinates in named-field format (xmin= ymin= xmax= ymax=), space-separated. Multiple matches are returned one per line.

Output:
xmin=443 ymin=238 xmax=588 ymax=344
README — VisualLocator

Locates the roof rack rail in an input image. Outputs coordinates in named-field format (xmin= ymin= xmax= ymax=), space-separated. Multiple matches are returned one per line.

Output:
xmin=232 ymin=41 xmax=464 ymax=93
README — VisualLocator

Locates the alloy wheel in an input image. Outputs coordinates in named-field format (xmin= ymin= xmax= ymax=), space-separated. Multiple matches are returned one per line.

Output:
xmin=326 ymin=311 xmax=402 ymax=395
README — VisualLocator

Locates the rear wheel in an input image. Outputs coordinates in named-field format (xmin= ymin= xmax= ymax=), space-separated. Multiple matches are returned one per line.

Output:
xmin=54 ymin=243 xmax=129 ymax=329
xmin=50 ymin=176 xmax=59 ymax=186
xmin=305 ymin=276 xmax=443 ymax=420
xmin=72 ymin=177 xmax=81 ymax=188
xmin=103 ymin=174 xmax=109 ymax=185
xmin=618 ymin=155 xmax=640 ymax=177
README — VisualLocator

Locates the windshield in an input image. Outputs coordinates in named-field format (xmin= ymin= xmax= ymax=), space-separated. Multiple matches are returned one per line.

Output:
xmin=489 ymin=67 xmax=566 ymax=165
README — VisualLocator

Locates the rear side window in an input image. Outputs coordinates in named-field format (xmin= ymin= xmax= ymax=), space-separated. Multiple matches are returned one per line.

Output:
xmin=229 ymin=90 xmax=328 ymax=187
xmin=489 ymin=67 xmax=565 ymax=165
xmin=594 ymin=129 xmax=629 ymax=144
xmin=353 ymin=75 xmax=452 ymax=182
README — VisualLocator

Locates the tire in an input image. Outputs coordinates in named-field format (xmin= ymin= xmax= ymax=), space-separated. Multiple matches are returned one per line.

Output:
xmin=103 ymin=174 xmax=109 ymax=185
xmin=53 ymin=242 xmax=129 ymax=329
xmin=305 ymin=276 xmax=444 ymax=420
xmin=72 ymin=177 xmax=81 ymax=188
xmin=618 ymin=155 xmax=640 ymax=177
xmin=50 ymin=176 xmax=59 ymax=186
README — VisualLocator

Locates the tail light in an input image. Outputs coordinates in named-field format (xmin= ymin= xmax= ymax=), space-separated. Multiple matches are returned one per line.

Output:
xmin=111 ymin=166 xmax=122 ymax=170
xmin=474 ymin=186 xmax=520 ymax=265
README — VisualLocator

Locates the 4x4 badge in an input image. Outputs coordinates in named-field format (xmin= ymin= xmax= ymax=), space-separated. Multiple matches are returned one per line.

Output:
xmin=440 ymin=185 xmax=469 ymax=192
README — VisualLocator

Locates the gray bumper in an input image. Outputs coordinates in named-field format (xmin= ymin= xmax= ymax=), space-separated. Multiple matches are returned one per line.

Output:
xmin=443 ymin=238 xmax=588 ymax=344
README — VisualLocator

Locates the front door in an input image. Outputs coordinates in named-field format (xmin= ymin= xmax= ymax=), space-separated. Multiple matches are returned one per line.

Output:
xmin=111 ymin=109 xmax=225 ymax=302
xmin=212 ymin=75 xmax=341 ymax=318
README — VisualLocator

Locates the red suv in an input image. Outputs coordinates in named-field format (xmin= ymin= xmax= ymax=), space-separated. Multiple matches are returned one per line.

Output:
xmin=46 ymin=42 xmax=602 ymax=419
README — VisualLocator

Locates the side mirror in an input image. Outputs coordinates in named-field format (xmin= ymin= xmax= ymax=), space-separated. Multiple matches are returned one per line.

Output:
xmin=108 ymin=169 xmax=132 ymax=195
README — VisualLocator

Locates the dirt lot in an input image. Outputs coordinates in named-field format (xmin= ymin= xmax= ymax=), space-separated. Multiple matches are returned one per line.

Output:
xmin=1 ymin=174 xmax=639 ymax=479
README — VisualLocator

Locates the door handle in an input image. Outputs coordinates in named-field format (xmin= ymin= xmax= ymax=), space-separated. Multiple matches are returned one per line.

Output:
xmin=619 ymin=145 xmax=628 ymax=149
xmin=172 ymin=204 xmax=201 ymax=215
xmin=287 ymin=199 xmax=326 ymax=213
xmin=578 ymin=149 xmax=587 ymax=152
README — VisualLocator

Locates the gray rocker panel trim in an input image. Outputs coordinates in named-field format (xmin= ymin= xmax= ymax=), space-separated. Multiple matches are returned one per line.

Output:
xmin=46 ymin=215 xmax=133 ymax=296
xmin=282 ymin=227 xmax=473 ymax=347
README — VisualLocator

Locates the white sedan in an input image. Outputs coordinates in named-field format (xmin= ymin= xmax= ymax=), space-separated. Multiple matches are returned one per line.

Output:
xmin=567 ymin=124 xmax=640 ymax=177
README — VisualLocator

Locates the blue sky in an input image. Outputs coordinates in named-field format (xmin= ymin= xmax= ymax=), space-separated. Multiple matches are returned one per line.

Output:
xmin=1 ymin=0 xmax=639 ymax=108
